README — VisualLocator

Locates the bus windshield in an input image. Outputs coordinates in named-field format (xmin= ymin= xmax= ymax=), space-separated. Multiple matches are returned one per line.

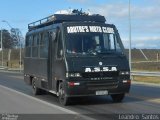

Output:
xmin=65 ymin=26 xmax=123 ymax=55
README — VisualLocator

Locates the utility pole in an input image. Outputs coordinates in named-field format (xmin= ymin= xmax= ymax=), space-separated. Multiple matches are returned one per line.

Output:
xmin=1 ymin=28 xmax=3 ymax=67
xmin=129 ymin=0 xmax=132 ymax=72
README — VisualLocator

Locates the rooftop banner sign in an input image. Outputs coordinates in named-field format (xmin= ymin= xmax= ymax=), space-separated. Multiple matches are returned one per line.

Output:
xmin=67 ymin=26 xmax=114 ymax=34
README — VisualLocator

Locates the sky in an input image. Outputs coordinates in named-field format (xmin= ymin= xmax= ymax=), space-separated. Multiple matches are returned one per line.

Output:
xmin=0 ymin=0 xmax=159 ymax=49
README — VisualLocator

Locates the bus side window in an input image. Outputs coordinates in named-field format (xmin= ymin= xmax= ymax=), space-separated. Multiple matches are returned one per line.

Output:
xmin=103 ymin=34 xmax=109 ymax=50
xmin=40 ymin=32 xmax=49 ymax=58
xmin=57 ymin=38 xmax=62 ymax=59
xmin=56 ymin=29 xmax=63 ymax=59
xmin=25 ymin=36 xmax=32 ymax=57
xmin=115 ymin=36 xmax=122 ymax=52
xmin=32 ymin=34 xmax=38 ymax=58
xmin=109 ymin=34 xmax=115 ymax=50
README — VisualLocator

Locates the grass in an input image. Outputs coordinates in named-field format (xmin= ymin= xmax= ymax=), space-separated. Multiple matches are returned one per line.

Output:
xmin=0 ymin=60 xmax=23 ymax=68
xmin=132 ymin=76 xmax=160 ymax=84
xmin=132 ymin=62 xmax=160 ymax=72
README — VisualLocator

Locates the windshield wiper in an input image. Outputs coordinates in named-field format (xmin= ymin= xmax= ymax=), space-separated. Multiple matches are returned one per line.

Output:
xmin=98 ymin=51 xmax=114 ymax=54
xmin=98 ymin=51 xmax=124 ymax=57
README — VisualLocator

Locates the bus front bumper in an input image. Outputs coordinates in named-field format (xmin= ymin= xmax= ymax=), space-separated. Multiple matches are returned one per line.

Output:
xmin=65 ymin=80 xmax=131 ymax=97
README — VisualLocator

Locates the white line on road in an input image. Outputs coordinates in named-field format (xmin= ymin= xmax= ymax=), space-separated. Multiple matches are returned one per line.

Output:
xmin=0 ymin=84 xmax=95 ymax=120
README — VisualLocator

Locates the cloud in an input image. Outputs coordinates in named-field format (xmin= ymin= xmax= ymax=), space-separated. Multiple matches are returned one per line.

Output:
xmin=131 ymin=6 xmax=160 ymax=20
xmin=123 ymin=36 xmax=160 ymax=43
xmin=133 ymin=42 xmax=159 ymax=49
xmin=135 ymin=37 xmax=160 ymax=41
xmin=66 ymin=0 xmax=91 ymax=4
xmin=89 ymin=4 xmax=128 ymax=19
xmin=122 ymin=36 xmax=160 ymax=49
xmin=88 ymin=2 xmax=160 ymax=20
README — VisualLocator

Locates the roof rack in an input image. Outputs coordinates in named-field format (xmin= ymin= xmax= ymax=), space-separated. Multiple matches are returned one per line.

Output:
xmin=28 ymin=15 xmax=55 ymax=31
xmin=28 ymin=10 xmax=106 ymax=31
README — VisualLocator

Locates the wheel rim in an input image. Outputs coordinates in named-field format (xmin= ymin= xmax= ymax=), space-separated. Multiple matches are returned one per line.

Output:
xmin=59 ymin=84 xmax=65 ymax=103
xmin=32 ymin=80 xmax=36 ymax=91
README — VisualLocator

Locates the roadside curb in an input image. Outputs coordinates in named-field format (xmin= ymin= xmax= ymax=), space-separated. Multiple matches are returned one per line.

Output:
xmin=0 ymin=70 xmax=23 ymax=74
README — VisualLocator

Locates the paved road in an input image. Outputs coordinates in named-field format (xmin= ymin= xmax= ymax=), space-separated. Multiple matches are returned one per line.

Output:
xmin=0 ymin=71 xmax=160 ymax=120
xmin=132 ymin=71 xmax=160 ymax=77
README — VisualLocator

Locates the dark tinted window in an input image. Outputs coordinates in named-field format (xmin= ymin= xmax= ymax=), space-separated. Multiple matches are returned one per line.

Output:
xmin=25 ymin=36 xmax=32 ymax=57
xmin=57 ymin=31 xmax=63 ymax=59
xmin=40 ymin=32 xmax=49 ymax=58
xmin=32 ymin=35 xmax=39 ymax=58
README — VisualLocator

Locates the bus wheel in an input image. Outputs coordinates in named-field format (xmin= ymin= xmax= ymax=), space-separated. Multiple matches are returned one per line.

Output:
xmin=32 ymin=78 xmax=41 ymax=95
xmin=58 ymin=82 xmax=70 ymax=106
xmin=111 ymin=93 xmax=125 ymax=102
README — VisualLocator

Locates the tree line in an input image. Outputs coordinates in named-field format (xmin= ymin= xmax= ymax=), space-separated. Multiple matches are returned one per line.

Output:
xmin=0 ymin=28 xmax=24 ymax=49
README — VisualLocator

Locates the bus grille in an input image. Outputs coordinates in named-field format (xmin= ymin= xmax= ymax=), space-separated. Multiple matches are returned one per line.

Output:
xmin=87 ymin=80 xmax=118 ymax=90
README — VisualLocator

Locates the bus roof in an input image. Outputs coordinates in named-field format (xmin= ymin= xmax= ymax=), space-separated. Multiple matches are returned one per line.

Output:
xmin=28 ymin=14 xmax=106 ymax=31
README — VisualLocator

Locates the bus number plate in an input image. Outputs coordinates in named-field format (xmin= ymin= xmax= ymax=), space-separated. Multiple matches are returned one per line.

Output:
xmin=96 ymin=90 xmax=108 ymax=95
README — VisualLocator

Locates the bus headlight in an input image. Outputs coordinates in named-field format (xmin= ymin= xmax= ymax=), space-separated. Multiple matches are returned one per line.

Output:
xmin=66 ymin=73 xmax=81 ymax=78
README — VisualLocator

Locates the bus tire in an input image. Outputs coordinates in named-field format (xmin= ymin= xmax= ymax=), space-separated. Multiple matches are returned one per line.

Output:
xmin=111 ymin=93 xmax=125 ymax=103
xmin=32 ymin=78 xmax=41 ymax=95
xmin=58 ymin=82 xmax=70 ymax=106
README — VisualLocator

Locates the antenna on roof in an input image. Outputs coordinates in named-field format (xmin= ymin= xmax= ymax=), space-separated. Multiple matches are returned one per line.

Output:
xmin=68 ymin=7 xmax=72 ymax=14
xmin=87 ymin=9 xmax=92 ymax=15
xmin=80 ymin=8 xmax=82 ymax=13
